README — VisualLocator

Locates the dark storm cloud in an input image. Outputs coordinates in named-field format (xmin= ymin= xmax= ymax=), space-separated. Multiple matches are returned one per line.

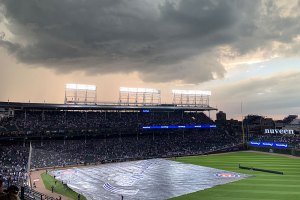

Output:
xmin=0 ymin=39 xmax=19 ymax=53
xmin=0 ymin=0 xmax=299 ymax=83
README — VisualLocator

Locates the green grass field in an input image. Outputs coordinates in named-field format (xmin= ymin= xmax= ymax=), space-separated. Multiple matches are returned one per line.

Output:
xmin=41 ymin=172 xmax=87 ymax=200
xmin=171 ymin=151 xmax=300 ymax=200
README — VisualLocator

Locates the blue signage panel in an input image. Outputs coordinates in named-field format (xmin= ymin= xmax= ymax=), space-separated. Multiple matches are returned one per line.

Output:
xmin=249 ymin=141 xmax=288 ymax=148
xmin=142 ymin=125 xmax=217 ymax=129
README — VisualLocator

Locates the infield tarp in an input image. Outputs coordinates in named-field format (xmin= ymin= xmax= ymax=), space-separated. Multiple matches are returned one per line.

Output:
xmin=50 ymin=159 xmax=248 ymax=200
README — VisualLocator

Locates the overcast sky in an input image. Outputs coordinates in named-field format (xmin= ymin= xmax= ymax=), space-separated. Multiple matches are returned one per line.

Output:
xmin=0 ymin=0 xmax=300 ymax=120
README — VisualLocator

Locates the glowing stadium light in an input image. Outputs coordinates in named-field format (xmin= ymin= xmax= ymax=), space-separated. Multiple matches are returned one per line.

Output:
xmin=172 ymin=89 xmax=211 ymax=107
xmin=120 ymin=87 xmax=160 ymax=94
xmin=65 ymin=83 xmax=97 ymax=104
xmin=66 ymin=84 xmax=96 ymax=91
xmin=172 ymin=90 xmax=211 ymax=96
xmin=119 ymin=87 xmax=161 ymax=105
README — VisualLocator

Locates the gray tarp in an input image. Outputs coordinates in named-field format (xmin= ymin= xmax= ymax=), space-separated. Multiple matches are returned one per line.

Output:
xmin=51 ymin=159 xmax=248 ymax=200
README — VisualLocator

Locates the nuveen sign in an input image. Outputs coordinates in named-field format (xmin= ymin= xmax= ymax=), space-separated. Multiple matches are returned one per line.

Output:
xmin=264 ymin=129 xmax=294 ymax=134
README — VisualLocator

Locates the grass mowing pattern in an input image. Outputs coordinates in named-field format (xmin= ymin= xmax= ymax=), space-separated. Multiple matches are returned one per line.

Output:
xmin=41 ymin=172 xmax=86 ymax=200
xmin=171 ymin=152 xmax=300 ymax=200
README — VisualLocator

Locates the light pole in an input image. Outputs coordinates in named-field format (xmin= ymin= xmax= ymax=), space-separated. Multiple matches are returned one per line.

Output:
xmin=241 ymin=101 xmax=245 ymax=145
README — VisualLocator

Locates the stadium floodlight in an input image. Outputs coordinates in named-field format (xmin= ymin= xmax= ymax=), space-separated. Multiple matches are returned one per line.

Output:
xmin=172 ymin=89 xmax=211 ymax=107
xmin=172 ymin=90 xmax=211 ymax=96
xmin=119 ymin=87 xmax=161 ymax=105
xmin=120 ymin=87 xmax=160 ymax=94
xmin=66 ymin=83 xmax=96 ymax=91
xmin=65 ymin=83 xmax=97 ymax=104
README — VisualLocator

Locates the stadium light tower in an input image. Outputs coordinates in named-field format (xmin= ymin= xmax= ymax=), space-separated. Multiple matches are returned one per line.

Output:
xmin=119 ymin=87 xmax=161 ymax=106
xmin=172 ymin=89 xmax=211 ymax=107
xmin=65 ymin=83 xmax=97 ymax=104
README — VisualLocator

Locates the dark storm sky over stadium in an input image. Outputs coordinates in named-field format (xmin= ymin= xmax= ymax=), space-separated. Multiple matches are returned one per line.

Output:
xmin=0 ymin=0 xmax=299 ymax=119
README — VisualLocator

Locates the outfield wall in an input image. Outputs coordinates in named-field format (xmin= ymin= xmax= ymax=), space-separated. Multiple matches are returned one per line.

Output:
xmin=248 ymin=146 xmax=300 ymax=157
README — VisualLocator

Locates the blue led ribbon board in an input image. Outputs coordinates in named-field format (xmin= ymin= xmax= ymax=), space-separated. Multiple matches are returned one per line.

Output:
xmin=142 ymin=125 xmax=217 ymax=129
xmin=249 ymin=141 xmax=288 ymax=148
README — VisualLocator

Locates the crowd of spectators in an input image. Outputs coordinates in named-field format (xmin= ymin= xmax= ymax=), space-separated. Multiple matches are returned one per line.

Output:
xmin=2 ymin=110 xmax=298 ymax=143
xmin=0 ymin=144 xmax=28 ymax=189
xmin=30 ymin=129 xmax=239 ymax=168
xmin=0 ymin=110 xmax=213 ymax=137
xmin=244 ymin=114 xmax=300 ymax=147
xmin=0 ymin=183 xmax=21 ymax=200
xmin=1 ymin=129 xmax=240 ymax=168
xmin=0 ymin=110 xmax=241 ymax=190
xmin=0 ymin=109 xmax=241 ymax=192
xmin=250 ymin=134 xmax=300 ymax=146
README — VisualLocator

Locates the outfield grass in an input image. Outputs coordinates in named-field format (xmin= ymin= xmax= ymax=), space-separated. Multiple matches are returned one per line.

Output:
xmin=171 ymin=152 xmax=300 ymax=200
xmin=41 ymin=172 xmax=87 ymax=200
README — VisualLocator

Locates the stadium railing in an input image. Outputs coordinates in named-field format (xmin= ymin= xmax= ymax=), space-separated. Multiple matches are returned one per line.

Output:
xmin=22 ymin=186 xmax=56 ymax=200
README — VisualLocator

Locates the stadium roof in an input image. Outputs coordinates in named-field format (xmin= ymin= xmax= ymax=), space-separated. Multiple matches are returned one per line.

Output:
xmin=0 ymin=101 xmax=217 ymax=112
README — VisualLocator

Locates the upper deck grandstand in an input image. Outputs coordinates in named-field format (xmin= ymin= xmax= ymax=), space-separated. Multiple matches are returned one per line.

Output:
xmin=0 ymin=100 xmax=241 ymax=193
xmin=0 ymin=101 xmax=217 ymax=138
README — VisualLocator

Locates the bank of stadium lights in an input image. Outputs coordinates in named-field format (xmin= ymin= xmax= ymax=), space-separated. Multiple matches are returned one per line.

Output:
xmin=119 ymin=87 xmax=161 ymax=105
xmin=66 ymin=83 xmax=96 ymax=91
xmin=63 ymin=84 xmax=212 ymax=106
xmin=172 ymin=90 xmax=211 ymax=96
xmin=120 ymin=87 xmax=160 ymax=94
xmin=65 ymin=83 xmax=97 ymax=104
xmin=172 ymin=89 xmax=211 ymax=107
